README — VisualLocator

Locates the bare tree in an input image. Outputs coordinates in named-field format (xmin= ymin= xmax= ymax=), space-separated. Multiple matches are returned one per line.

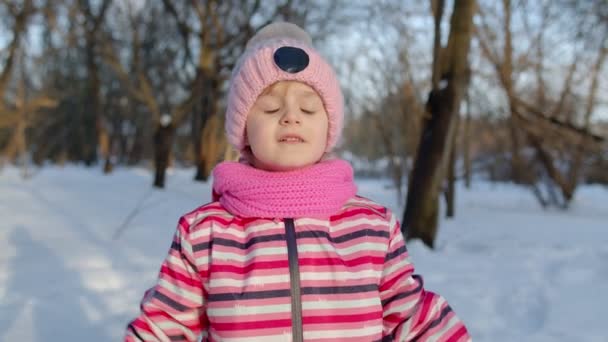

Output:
xmin=338 ymin=2 xmax=428 ymax=202
xmin=77 ymin=0 xmax=113 ymax=169
xmin=0 ymin=0 xmax=35 ymax=116
xmin=1 ymin=0 xmax=59 ymax=171
xmin=160 ymin=0 xmax=261 ymax=183
xmin=476 ymin=0 xmax=606 ymax=208
xmin=102 ymin=1 xmax=323 ymax=187
xmin=2 ymin=53 xmax=58 ymax=174
xmin=101 ymin=1 xmax=198 ymax=187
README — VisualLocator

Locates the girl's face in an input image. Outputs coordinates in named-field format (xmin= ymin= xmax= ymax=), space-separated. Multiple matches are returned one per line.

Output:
xmin=245 ymin=81 xmax=329 ymax=171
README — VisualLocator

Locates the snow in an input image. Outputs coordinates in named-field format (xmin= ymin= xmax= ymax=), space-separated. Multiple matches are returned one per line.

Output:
xmin=1 ymin=165 xmax=607 ymax=341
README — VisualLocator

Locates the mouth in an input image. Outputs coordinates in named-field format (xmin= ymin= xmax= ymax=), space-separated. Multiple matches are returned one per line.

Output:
xmin=278 ymin=134 xmax=305 ymax=143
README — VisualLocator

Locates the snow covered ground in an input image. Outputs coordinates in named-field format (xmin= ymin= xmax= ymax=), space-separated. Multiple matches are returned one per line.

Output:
xmin=1 ymin=165 xmax=606 ymax=341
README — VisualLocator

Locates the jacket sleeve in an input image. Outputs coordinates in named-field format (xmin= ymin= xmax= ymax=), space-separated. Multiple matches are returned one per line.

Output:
xmin=125 ymin=216 xmax=209 ymax=341
xmin=380 ymin=213 xmax=471 ymax=341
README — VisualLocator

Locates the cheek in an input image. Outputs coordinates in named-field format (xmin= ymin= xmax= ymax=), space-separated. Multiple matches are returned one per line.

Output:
xmin=245 ymin=119 xmax=269 ymax=146
xmin=314 ymin=118 xmax=329 ymax=143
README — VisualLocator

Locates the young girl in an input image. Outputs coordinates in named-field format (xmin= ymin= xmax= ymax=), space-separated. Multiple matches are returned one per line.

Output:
xmin=125 ymin=22 xmax=470 ymax=342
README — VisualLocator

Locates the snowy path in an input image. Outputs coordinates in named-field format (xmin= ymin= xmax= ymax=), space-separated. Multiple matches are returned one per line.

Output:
xmin=1 ymin=166 xmax=607 ymax=341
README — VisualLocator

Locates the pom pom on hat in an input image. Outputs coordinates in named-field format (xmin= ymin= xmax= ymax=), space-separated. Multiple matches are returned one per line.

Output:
xmin=245 ymin=22 xmax=313 ymax=49
xmin=224 ymin=22 xmax=344 ymax=153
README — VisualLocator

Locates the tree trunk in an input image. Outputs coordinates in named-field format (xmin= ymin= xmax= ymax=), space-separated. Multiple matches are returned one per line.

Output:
xmin=99 ymin=119 xmax=112 ymax=173
xmin=194 ymin=151 xmax=208 ymax=181
xmin=404 ymin=88 xmax=458 ymax=247
xmin=153 ymin=123 xmax=174 ymax=188
xmin=80 ymin=0 xmax=112 ymax=168
xmin=201 ymin=113 xmax=226 ymax=177
xmin=194 ymin=72 xmax=218 ymax=182
xmin=102 ymin=129 xmax=113 ymax=173
xmin=192 ymin=42 xmax=217 ymax=182
xmin=6 ymin=112 xmax=27 ymax=174
xmin=445 ymin=114 xmax=459 ymax=218
xmin=193 ymin=89 xmax=213 ymax=181
xmin=84 ymin=38 xmax=100 ymax=166
xmin=463 ymin=89 xmax=472 ymax=188
xmin=103 ymin=155 xmax=113 ymax=173
xmin=402 ymin=0 xmax=475 ymax=248
xmin=508 ymin=114 xmax=529 ymax=184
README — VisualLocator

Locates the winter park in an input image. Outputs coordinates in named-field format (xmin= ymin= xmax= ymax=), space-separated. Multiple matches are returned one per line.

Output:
xmin=1 ymin=1 xmax=607 ymax=342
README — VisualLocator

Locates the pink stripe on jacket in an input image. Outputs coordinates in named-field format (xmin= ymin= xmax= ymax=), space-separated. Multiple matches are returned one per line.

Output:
xmin=125 ymin=196 xmax=471 ymax=341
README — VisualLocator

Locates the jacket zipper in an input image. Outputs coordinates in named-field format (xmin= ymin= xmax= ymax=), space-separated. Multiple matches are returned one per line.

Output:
xmin=284 ymin=218 xmax=304 ymax=342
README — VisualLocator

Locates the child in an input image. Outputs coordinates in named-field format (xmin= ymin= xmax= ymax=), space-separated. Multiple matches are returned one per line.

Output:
xmin=125 ymin=22 xmax=470 ymax=342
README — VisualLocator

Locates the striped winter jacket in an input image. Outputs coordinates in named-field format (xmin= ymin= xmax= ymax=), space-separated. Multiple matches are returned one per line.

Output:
xmin=125 ymin=196 xmax=470 ymax=341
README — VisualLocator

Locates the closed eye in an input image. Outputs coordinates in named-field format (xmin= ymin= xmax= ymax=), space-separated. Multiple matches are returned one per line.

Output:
xmin=301 ymin=108 xmax=316 ymax=114
xmin=264 ymin=108 xmax=280 ymax=114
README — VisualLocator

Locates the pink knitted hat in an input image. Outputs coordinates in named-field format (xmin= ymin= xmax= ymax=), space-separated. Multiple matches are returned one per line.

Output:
xmin=225 ymin=22 xmax=344 ymax=153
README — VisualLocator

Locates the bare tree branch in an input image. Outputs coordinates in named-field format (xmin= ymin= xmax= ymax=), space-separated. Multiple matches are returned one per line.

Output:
xmin=0 ymin=0 xmax=34 ymax=98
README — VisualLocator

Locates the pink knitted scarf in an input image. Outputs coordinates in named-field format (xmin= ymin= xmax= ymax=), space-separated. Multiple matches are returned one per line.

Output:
xmin=212 ymin=159 xmax=357 ymax=218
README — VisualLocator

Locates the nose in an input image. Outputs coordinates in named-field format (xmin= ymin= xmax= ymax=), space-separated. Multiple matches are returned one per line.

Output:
xmin=280 ymin=108 xmax=301 ymax=125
